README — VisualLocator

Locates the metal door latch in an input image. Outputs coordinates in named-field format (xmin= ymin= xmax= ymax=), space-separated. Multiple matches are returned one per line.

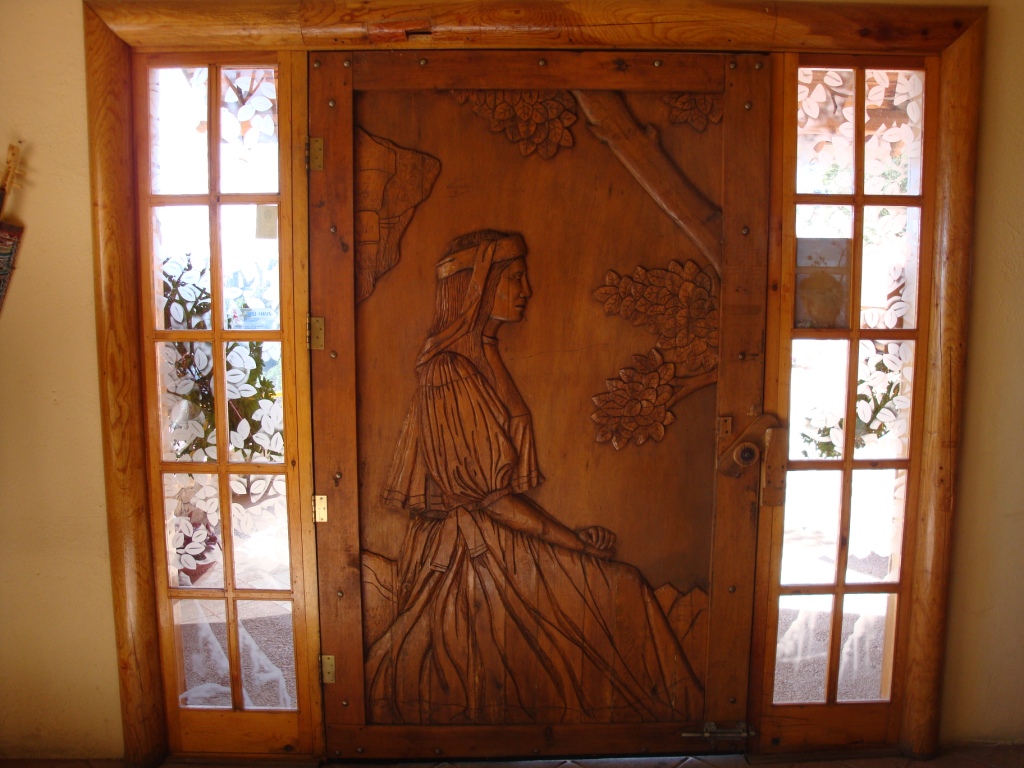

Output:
xmin=680 ymin=721 xmax=756 ymax=740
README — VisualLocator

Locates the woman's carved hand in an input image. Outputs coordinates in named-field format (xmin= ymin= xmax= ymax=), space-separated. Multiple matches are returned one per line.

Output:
xmin=577 ymin=526 xmax=617 ymax=559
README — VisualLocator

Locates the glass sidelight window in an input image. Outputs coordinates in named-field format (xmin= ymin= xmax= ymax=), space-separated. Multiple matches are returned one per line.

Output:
xmin=139 ymin=59 xmax=310 ymax=740
xmin=770 ymin=61 xmax=931 ymax=709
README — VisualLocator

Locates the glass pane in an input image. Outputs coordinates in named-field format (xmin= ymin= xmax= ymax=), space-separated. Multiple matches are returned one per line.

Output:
xmin=163 ymin=473 xmax=223 ymax=588
xmin=780 ymin=470 xmax=842 ymax=585
xmin=159 ymin=341 xmax=217 ymax=462
xmin=847 ymin=469 xmax=907 ymax=584
xmin=220 ymin=68 xmax=279 ymax=194
xmin=861 ymin=206 xmax=922 ymax=330
xmin=238 ymin=600 xmax=297 ymax=710
xmin=153 ymin=206 xmax=211 ymax=331
xmin=773 ymin=594 xmax=834 ymax=704
xmin=796 ymin=68 xmax=855 ymax=194
xmin=231 ymin=474 xmax=290 ymax=590
xmin=854 ymin=340 xmax=915 ymax=459
xmin=222 ymin=204 xmax=281 ymax=330
xmin=226 ymin=341 xmax=285 ymax=463
xmin=174 ymin=599 xmax=231 ymax=709
xmin=795 ymin=205 xmax=854 ymax=329
xmin=790 ymin=339 xmax=849 ymax=459
xmin=865 ymin=70 xmax=925 ymax=196
xmin=837 ymin=593 xmax=898 ymax=702
xmin=150 ymin=67 xmax=208 ymax=195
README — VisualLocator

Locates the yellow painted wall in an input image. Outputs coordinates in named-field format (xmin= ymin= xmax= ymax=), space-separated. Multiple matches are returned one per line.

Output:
xmin=0 ymin=0 xmax=1019 ymax=758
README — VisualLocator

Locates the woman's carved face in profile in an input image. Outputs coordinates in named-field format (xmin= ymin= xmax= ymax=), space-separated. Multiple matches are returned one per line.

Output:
xmin=489 ymin=257 xmax=531 ymax=323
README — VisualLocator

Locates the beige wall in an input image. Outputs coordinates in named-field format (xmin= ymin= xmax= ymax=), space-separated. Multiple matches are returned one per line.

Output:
xmin=0 ymin=0 xmax=1019 ymax=758
xmin=0 ymin=0 xmax=124 ymax=759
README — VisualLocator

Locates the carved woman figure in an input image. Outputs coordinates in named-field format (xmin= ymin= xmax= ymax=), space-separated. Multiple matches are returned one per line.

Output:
xmin=366 ymin=229 xmax=703 ymax=724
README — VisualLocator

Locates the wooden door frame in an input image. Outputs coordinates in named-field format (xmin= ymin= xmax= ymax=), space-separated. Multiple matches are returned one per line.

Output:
xmin=83 ymin=2 xmax=985 ymax=765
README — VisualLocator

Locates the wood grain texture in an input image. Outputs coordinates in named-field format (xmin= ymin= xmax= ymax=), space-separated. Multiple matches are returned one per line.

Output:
xmin=84 ymin=7 xmax=167 ymax=767
xmin=704 ymin=53 xmax=771 ymax=724
xmin=353 ymin=51 xmax=725 ymax=92
xmin=176 ymin=709 xmax=303 ymax=755
xmin=276 ymin=49 xmax=322 ymax=757
xmin=283 ymin=48 xmax=328 ymax=758
xmin=575 ymin=90 xmax=722 ymax=272
xmin=760 ymin=702 xmax=890 ymax=751
xmin=308 ymin=52 xmax=367 ymax=726
xmin=900 ymin=14 xmax=986 ymax=759
xmin=746 ymin=54 xmax=789 ymax=753
xmin=85 ymin=1 xmax=984 ymax=54
xmin=327 ymin=722 xmax=729 ymax=758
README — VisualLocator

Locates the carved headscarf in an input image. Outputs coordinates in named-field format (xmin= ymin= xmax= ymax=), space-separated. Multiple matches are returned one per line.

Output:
xmin=416 ymin=233 xmax=526 ymax=367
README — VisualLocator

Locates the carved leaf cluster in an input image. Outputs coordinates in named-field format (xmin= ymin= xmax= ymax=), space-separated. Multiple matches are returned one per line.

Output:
xmin=663 ymin=93 xmax=723 ymax=132
xmin=594 ymin=259 xmax=719 ymax=373
xmin=592 ymin=349 xmax=677 ymax=450
xmin=452 ymin=90 xmax=577 ymax=159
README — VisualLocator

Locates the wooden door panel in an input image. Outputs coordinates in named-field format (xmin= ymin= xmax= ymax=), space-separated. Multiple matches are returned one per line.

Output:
xmin=356 ymin=86 xmax=711 ymax=726
xmin=355 ymin=87 xmax=719 ymax=598
xmin=311 ymin=51 xmax=770 ymax=758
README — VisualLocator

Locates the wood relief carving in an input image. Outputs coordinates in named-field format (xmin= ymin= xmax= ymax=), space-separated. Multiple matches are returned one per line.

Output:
xmin=451 ymin=90 xmax=577 ymax=158
xmin=663 ymin=93 xmax=723 ymax=132
xmin=364 ymin=230 xmax=704 ymax=724
xmin=574 ymin=90 xmax=722 ymax=274
xmin=592 ymin=260 xmax=719 ymax=449
xmin=355 ymin=128 xmax=441 ymax=301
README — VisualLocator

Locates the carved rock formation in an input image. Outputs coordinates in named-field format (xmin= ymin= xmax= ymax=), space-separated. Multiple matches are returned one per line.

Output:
xmin=355 ymin=128 xmax=440 ymax=301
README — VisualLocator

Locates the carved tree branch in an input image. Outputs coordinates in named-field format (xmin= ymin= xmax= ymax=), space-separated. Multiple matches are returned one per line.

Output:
xmin=574 ymin=90 xmax=722 ymax=275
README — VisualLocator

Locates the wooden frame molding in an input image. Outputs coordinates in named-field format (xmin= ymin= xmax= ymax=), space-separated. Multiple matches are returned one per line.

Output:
xmin=902 ymin=15 xmax=986 ymax=758
xmin=85 ymin=7 xmax=168 ymax=767
xmin=83 ymin=2 xmax=985 ymax=765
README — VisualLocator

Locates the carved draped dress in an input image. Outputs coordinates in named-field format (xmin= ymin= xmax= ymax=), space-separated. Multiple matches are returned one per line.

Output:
xmin=367 ymin=349 xmax=703 ymax=724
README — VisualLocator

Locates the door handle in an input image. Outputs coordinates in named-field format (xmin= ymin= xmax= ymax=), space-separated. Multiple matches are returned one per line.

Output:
xmin=716 ymin=412 xmax=780 ymax=478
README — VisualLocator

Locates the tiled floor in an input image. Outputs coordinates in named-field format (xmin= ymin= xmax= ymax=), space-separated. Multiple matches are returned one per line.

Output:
xmin=1 ymin=746 xmax=1022 ymax=768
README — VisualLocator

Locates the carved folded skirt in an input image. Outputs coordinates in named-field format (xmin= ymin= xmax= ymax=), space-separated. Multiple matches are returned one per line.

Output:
xmin=364 ymin=508 xmax=703 ymax=724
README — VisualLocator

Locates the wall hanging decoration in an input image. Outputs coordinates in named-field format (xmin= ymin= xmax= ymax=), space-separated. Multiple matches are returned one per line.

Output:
xmin=0 ymin=143 xmax=25 ymax=314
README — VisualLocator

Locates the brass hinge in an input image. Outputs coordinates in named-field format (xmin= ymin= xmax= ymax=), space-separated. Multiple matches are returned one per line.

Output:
xmin=307 ymin=316 xmax=324 ymax=350
xmin=320 ymin=654 xmax=336 ymax=684
xmin=680 ymin=721 xmax=756 ymax=740
xmin=308 ymin=137 xmax=324 ymax=171
xmin=313 ymin=494 xmax=328 ymax=523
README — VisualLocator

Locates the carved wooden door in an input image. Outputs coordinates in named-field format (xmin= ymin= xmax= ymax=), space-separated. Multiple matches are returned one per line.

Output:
xmin=309 ymin=51 xmax=770 ymax=759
